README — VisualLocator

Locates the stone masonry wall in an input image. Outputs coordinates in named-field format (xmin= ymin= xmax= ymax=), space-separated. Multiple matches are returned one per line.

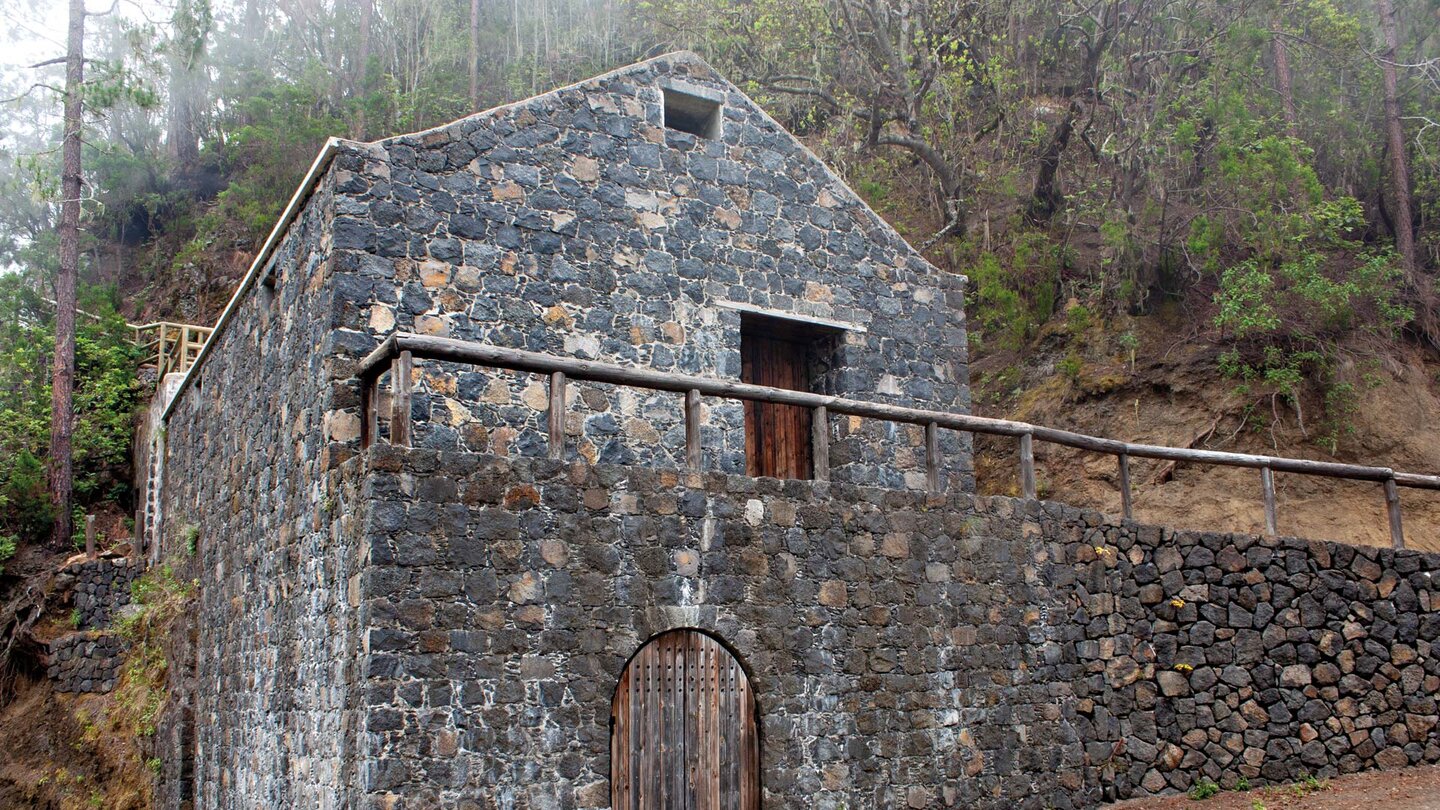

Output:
xmin=64 ymin=556 xmax=141 ymax=630
xmin=350 ymin=447 xmax=1440 ymax=809
xmin=1065 ymin=513 xmax=1440 ymax=796
xmin=47 ymin=632 xmax=127 ymax=693
xmin=323 ymin=52 xmax=971 ymax=490
xmin=158 ymin=165 xmax=368 ymax=810
xmin=353 ymin=446 xmax=1076 ymax=810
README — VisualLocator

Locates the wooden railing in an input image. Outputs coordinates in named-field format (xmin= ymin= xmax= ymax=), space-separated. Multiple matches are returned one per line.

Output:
xmin=357 ymin=333 xmax=1440 ymax=549
xmin=134 ymin=322 xmax=214 ymax=378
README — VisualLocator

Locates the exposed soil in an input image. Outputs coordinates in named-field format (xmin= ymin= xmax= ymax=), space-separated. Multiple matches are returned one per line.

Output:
xmin=1106 ymin=764 xmax=1440 ymax=809
xmin=972 ymin=308 xmax=1440 ymax=553
xmin=0 ymin=543 xmax=153 ymax=810
xmin=0 ymin=677 xmax=151 ymax=810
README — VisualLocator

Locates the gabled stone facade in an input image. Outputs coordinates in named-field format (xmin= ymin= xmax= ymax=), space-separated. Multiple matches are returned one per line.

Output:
xmin=327 ymin=52 xmax=970 ymax=488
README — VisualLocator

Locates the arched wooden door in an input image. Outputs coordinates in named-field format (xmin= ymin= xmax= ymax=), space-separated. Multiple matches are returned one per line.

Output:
xmin=611 ymin=629 xmax=760 ymax=810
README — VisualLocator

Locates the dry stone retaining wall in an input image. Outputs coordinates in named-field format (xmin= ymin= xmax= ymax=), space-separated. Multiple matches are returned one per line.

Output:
xmin=47 ymin=632 xmax=127 ymax=693
xmin=66 ymin=556 xmax=141 ymax=630
xmin=1057 ymin=508 xmax=1440 ymax=797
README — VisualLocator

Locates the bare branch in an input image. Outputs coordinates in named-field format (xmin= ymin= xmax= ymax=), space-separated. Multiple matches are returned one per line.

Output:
xmin=1 ymin=83 xmax=66 ymax=104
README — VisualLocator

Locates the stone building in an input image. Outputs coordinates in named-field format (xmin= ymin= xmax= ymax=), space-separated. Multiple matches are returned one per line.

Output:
xmin=153 ymin=52 xmax=1440 ymax=809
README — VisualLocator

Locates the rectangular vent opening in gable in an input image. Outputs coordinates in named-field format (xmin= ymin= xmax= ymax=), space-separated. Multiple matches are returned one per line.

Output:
xmin=662 ymin=87 xmax=721 ymax=139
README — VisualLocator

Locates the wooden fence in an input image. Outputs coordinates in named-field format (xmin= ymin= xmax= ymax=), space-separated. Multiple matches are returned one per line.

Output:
xmin=133 ymin=321 xmax=214 ymax=378
xmin=357 ymin=333 xmax=1440 ymax=550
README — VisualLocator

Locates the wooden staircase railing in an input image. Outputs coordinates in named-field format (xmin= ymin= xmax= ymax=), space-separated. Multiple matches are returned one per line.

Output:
xmin=133 ymin=322 xmax=214 ymax=378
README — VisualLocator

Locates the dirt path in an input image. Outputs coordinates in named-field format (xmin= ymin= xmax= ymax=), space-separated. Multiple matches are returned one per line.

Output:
xmin=1106 ymin=764 xmax=1440 ymax=809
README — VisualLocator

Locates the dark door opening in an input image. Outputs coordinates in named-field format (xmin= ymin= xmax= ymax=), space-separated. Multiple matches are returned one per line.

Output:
xmin=741 ymin=325 xmax=814 ymax=479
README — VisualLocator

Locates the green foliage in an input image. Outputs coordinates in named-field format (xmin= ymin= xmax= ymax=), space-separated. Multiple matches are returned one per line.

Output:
xmin=0 ymin=534 xmax=15 ymax=578
xmin=967 ymin=233 xmax=1064 ymax=351
xmin=1057 ymin=352 xmax=1084 ymax=383
xmin=1201 ymin=128 xmax=1412 ymax=431
xmin=1213 ymin=247 xmax=1410 ymax=423
xmin=1188 ymin=777 xmax=1221 ymax=800
xmin=0 ymin=274 xmax=141 ymax=545
xmin=1117 ymin=331 xmax=1139 ymax=369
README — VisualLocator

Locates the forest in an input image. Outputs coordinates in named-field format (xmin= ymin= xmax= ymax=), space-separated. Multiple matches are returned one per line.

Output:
xmin=0 ymin=0 xmax=1437 ymax=557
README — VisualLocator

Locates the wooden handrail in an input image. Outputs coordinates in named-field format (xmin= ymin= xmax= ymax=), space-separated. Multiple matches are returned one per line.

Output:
xmin=357 ymin=332 xmax=1440 ymax=548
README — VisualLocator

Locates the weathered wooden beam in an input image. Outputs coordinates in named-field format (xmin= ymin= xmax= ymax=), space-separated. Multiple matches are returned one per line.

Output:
xmin=548 ymin=371 xmax=566 ymax=461
xmin=1385 ymin=478 xmax=1404 ymax=549
xmin=1118 ymin=453 xmax=1133 ymax=520
xmin=84 ymin=514 xmax=95 ymax=559
xmin=1019 ymin=432 xmax=1037 ymax=500
xmin=686 ymin=389 xmax=703 ymax=473
xmin=1261 ymin=467 xmax=1278 ymax=536
xmin=925 ymin=421 xmax=940 ymax=493
xmin=390 ymin=350 xmax=412 ymax=448
xmin=1393 ymin=472 xmax=1440 ymax=490
xmin=811 ymin=405 xmax=829 ymax=482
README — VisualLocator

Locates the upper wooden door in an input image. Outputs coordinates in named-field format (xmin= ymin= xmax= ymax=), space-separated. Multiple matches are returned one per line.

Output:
xmin=741 ymin=332 xmax=812 ymax=479
xmin=611 ymin=630 xmax=760 ymax=810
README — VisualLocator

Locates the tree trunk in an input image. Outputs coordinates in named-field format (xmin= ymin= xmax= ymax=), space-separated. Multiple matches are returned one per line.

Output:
xmin=50 ymin=0 xmax=85 ymax=549
xmin=167 ymin=0 xmax=210 ymax=175
xmin=356 ymin=0 xmax=372 ymax=95
xmin=350 ymin=0 xmax=372 ymax=138
xmin=1027 ymin=102 xmax=1076 ymax=224
xmin=470 ymin=0 xmax=481 ymax=109
xmin=1027 ymin=13 xmax=1113 ymax=224
xmin=167 ymin=72 xmax=199 ymax=172
xmin=1271 ymin=26 xmax=1298 ymax=138
xmin=1376 ymin=0 xmax=1415 ymax=272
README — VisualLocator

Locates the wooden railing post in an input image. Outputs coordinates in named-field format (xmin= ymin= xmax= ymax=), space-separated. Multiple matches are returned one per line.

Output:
xmin=1384 ymin=478 xmax=1404 ymax=549
xmin=390 ymin=350 xmax=413 ymax=447
xmin=1019 ymin=432 xmax=1037 ymax=500
xmin=548 ymin=371 xmax=566 ymax=461
xmin=360 ymin=373 xmax=377 ymax=449
xmin=811 ymin=405 xmax=829 ymax=482
xmin=1117 ymin=453 xmax=1133 ymax=520
xmin=1261 ymin=466 xmax=1278 ymax=536
xmin=84 ymin=514 xmax=95 ymax=559
xmin=925 ymin=421 xmax=940 ymax=493
xmin=685 ymin=389 xmax=703 ymax=473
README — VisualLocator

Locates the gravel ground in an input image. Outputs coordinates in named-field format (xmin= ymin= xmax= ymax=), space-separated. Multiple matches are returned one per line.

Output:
xmin=1105 ymin=764 xmax=1440 ymax=809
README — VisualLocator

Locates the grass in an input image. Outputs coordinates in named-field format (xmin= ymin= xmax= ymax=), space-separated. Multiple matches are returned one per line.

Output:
xmin=1185 ymin=773 xmax=1329 ymax=803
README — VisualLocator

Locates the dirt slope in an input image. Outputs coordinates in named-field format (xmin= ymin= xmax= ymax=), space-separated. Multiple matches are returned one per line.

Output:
xmin=972 ymin=311 xmax=1440 ymax=553
xmin=1106 ymin=764 xmax=1440 ymax=809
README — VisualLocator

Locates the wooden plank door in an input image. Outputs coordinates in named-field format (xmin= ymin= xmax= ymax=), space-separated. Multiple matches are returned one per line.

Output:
xmin=611 ymin=630 xmax=760 ymax=810
xmin=741 ymin=333 xmax=812 ymax=479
